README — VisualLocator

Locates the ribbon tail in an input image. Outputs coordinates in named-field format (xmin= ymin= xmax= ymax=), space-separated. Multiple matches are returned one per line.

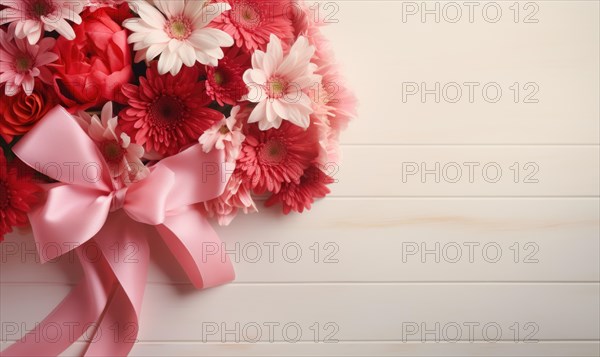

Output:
xmin=1 ymin=244 xmax=114 ymax=357
xmin=156 ymin=207 xmax=235 ymax=289
xmin=82 ymin=211 xmax=151 ymax=357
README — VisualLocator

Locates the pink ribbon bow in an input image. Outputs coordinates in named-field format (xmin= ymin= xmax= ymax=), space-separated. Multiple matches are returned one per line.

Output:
xmin=3 ymin=106 xmax=235 ymax=357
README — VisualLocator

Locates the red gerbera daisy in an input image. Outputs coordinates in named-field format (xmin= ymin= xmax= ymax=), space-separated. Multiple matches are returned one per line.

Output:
xmin=212 ymin=0 xmax=295 ymax=52
xmin=0 ymin=148 xmax=40 ymax=242
xmin=205 ymin=46 xmax=250 ymax=106
xmin=265 ymin=165 xmax=334 ymax=214
xmin=119 ymin=63 xmax=223 ymax=157
xmin=236 ymin=120 xmax=319 ymax=194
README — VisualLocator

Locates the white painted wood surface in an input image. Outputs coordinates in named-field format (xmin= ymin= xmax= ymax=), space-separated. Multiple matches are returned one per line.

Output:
xmin=1 ymin=1 xmax=599 ymax=356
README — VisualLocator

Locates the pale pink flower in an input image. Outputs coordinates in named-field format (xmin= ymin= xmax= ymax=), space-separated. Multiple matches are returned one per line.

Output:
xmin=123 ymin=0 xmax=234 ymax=75
xmin=85 ymin=0 xmax=124 ymax=12
xmin=0 ymin=0 xmax=84 ymax=44
xmin=201 ymin=173 xmax=257 ymax=226
xmin=0 ymin=29 xmax=58 ymax=96
xmin=199 ymin=105 xmax=246 ymax=162
xmin=243 ymin=34 xmax=320 ymax=130
xmin=76 ymin=102 xmax=149 ymax=185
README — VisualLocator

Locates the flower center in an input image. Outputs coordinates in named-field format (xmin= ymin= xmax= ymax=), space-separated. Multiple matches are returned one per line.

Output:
xmin=213 ymin=70 xmax=226 ymax=85
xmin=165 ymin=16 xmax=193 ymax=40
xmin=259 ymin=139 xmax=287 ymax=165
xmin=219 ymin=125 xmax=230 ymax=134
xmin=233 ymin=3 xmax=261 ymax=29
xmin=15 ymin=55 xmax=32 ymax=73
xmin=0 ymin=180 xmax=10 ymax=210
xmin=27 ymin=0 xmax=54 ymax=18
xmin=150 ymin=96 xmax=185 ymax=128
xmin=100 ymin=141 xmax=125 ymax=164
xmin=266 ymin=77 xmax=288 ymax=99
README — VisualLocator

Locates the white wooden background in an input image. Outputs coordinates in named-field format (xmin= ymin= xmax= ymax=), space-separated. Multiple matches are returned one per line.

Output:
xmin=2 ymin=1 xmax=600 ymax=356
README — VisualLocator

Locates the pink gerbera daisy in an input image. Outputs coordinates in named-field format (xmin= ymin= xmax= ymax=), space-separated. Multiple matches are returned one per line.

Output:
xmin=236 ymin=121 xmax=319 ymax=194
xmin=200 ymin=172 xmax=257 ymax=226
xmin=0 ymin=148 xmax=40 ymax=242
xmin=212 ymin=0 xmax=295 ymax=52
xmin=205 ymin=46 xmax=250 ymax=106
xmin=119 ymin=63 xmax=223 ymax=157
xmin=265 ymin=165 xmax=334 ymax=214
xmin=0 ymin=29 xmax=58 ymax=96
xmin=0 ymin=0 xmax=83 ymax=44
xmin=76 ymin=102 xmax=149 ymax=185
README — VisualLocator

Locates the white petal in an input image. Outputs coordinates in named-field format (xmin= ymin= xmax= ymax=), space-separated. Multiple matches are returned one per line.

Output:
xmin=266 ymin=35 xmax=283 ymax=67
xmin=168 ymin=38 xmax=182 ymax=52
xmin=200 ymin=28 xmax=233 ymax=47
xmin=155 ymin=0 xmax=184 ymax=18
xmin=61 ymin=8 xmax=82 ymax=25
xmin=194 ymin=50 xmax=212 ymax=65
xmin=143 ymin=30 xmax=170 ymax=46
xmin=265 ymin=101 xmax=278 ymax=124
xmin=251 ymin=50 xmax=265 ymax=71
xmin=123 ymin=18 xmax=157 ymax=34
xmin=249 ymin=69 xmax=266 ymax=85
xmin=179 ymin=43 xmax=197 ymax=67
xmin=101 ymin=102 xmax=113 ymax=125
xmin=145 ymin=42 xmax=167 ymax=61
xmin=130 ymin=0 xmax=165 ymax=29
xmin=46 ymin=17 xmax=75 ymax=40
xmin=170 ymin=57 xmax=183 ymax=76
xmin=248 ymin=100 xmax=267 ymax=124
xmin=157 ymin=50 xmax=176 ymax=75
xmin=184 ymin=0 xmax=208 ymax=21
xmin=128 ymin=31 xmax=148 ymax=43
xmin=188 ymin=31 xmax=215 ymax=48
xmin=26 ymin=26 xmax=42 ymax=45
xmin=120 ymin=133 xmax=131 ymax=147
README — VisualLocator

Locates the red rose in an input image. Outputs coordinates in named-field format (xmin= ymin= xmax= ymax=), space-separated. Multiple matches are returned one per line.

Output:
xmin=0 ymin=83 xmax=58 ymax=143
xmin=49 ymin=5 xmax=133 ymax=112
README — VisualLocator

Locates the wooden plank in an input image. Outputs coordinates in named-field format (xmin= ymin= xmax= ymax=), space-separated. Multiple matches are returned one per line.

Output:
xmin=320 ymin=1 xmax=600 ymax=144
xmin=1 ymin=284 xmax=598 ymax=343
xmin=3 ymin=341 xmax=600 ymax=357
xmin=1 ymin=199 xmax=597 ymax=284
xmin=330 ymin=146 xmax=599 ymax=197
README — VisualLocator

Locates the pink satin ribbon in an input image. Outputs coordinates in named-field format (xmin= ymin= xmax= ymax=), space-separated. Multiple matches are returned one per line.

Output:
xmin=3 ymin=106 xmax=235 ymax=357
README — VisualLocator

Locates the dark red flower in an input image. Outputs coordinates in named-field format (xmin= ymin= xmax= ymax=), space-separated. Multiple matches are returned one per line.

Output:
xmin=265 ymin=165 xmax=334 ymax=214
xmin=0 ymin=148 xmax=40 ymax=242
xmin=119 ymin=63 xmax=223 ymax=157
xmin=205 ymin=46 xmax=250 ymax=106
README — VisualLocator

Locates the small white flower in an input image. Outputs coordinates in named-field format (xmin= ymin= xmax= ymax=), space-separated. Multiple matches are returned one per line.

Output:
xmin=0 ymin=0 xmax=84 ymax=44
xmin=123 ymin=0 xmax=234 ymax=75
xmin=199 ymin=105 xmax=246 ymax=162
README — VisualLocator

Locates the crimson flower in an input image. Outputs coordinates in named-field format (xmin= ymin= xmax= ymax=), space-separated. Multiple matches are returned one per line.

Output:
xmin=119 ymin=63 xmax=223 ymax=157
xmin=0 ymin=148 xmax=40 ymax=241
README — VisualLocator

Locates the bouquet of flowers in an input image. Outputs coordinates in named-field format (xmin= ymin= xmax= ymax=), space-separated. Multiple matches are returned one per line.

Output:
xmin=0 ymin=0 xmax=355 ymax=355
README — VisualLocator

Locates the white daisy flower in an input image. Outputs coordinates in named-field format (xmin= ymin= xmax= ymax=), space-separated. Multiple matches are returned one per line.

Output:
xmin=123 ymin=0 xmax=234 ymax=76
